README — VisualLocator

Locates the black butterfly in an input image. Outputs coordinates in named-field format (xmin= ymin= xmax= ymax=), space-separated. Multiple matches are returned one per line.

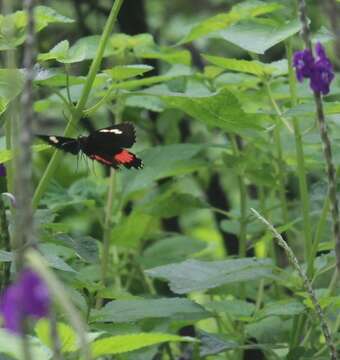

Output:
xmin=38 ymin=122 xmax=143 ymax=169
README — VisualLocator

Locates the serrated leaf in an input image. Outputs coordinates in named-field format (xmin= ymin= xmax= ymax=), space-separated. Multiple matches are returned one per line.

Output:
xmin=91 ymin=333 xmax=194 ymax=357
xmin=218 ymin=18 xmax=301 ymax=54
xmin=91 ymin=298 xmax=209 ymax=323
xmin=179 ymin=0 xmax=282 ymax=44
xmin=35 ymin=320 xmax=78 ymax=353
xmin=145 ymin=258 xmax=273 ymax=294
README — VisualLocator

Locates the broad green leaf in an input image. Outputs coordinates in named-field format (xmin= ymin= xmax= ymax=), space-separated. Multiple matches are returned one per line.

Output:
xmin=218 ymin=18 xmax=301 ymax=54
xmin=0 ymin=144 xmax=50 ymax=163
xmin=203 ymin=55 xmax=287 ymax=77
xmin=245 ymin=316 xmax=289 ymax=343
xmin=256 ymin=300 xmax=305 ymax=319
xmin=143 ymin=190 xmax=209 ymax=218
xmin=179 ymin=0 xmax=282 ymax=44
xmin=0 ymin=69 xmax=24 ymax=115
xmin=0 ymin=329 xmax=52 ymax=360
xmin=140 ymin=235 xmax=207 ymax=268
xmin=285 ymin=102 xmax=340 ymax=117
xmin=38 ymin=39 xmax=86 ymax=63
xmin=104 ymin=65 xmax=153 ymax=81
xmin=34 ymin=67 xmax=86 ymax=87
xmin=125 ymin=94 xmax=164 ymax=112
xmin=111 ymin=211 xmax=154 ymax=248
xmin=205 ymin=299 xmax=256 ymax=318
xmin=56 ymin=234 xmax=99 ymax=263
xmin=35 ymin=320 xmax=78 ymax=353
xmin=91 ymin=333 xmax=194 ymax=357
xmin=147 ymin=88 xmax=264 ymax=133
xmin=35 ymin=5 xmax=74 ymax=31
xmin=121 ymin=143 xmax=206 ymax=196
xmin=198 ymin=330 xmax=239 ymax=357
xmin=0 ymin=7 xmax=73 ymax=50
xmin=91 ymin=298 xmax=209 ymax=323
xmin=145 ymin=258 xmax=273 ymax=294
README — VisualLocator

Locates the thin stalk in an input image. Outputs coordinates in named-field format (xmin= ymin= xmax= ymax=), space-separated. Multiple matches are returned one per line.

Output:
xmin=286 ymin=40 xmax=314 ymax=277
xmin=251 ymin=208 xmax=337 ymax=360
xmin=32 ymin=0 xmax=125 ymax=208
xmin=26 ymin=250 xmax=92 ymax=360
xmin=0 ymin=196 xmax=11 ymax=291
xmin=230 ymin=136 xmax=247 ymax=258
xmin=273 ymin=123 xmax=290 ymax=229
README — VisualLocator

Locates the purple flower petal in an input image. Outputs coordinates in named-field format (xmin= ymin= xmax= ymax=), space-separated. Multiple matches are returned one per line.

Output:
xmin=0 ymin=164 xmax=6 ymax=177
xmin=0 ymin=270 xmax=50 ymax=334
xmin=293 ymin=49 xmax=314 ymax=82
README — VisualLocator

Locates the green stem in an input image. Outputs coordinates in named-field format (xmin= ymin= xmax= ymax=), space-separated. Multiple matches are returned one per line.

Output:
xmin=286 ymin=41 xmax=313 ymax=276
xmin=32 ymin=0 xmax=125 ymax=208
xmin=230 ymin=136 xmax=247 ymax=258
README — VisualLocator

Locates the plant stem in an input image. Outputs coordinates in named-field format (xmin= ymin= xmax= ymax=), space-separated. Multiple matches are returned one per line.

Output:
xmin=32 ymin=0 xmax=125 ymax=208
xmin=286 ymin=40 xmax=314 ymax=277
xmin=0 ymin=196 xmax=11 ymax=291
xmin=230 ymin=136 xmax=247 ymax=258
xmin=251 ymin=208 xmax=337 ymax=360
xmin=26 ymin=249 xmax=92 ymax=360
xmin=299 ymin=0 xmax=340 ymax=272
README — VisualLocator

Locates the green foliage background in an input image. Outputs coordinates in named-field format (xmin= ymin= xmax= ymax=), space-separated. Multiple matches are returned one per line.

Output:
xmin=0 ymin=0 xmax=339 ymax=359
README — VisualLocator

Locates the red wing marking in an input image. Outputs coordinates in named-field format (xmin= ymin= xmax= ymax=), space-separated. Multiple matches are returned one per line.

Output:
xmin=114 ymin=150 xmax=134 ymax=164
xmin=90 ymin=154 xmax=113 ymax=165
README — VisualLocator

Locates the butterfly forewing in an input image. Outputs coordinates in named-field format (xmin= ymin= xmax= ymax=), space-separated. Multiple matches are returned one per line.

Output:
xmin=87 ymin=122 xmax=136 ymax=150
xmin=37 ymin=135 xmax=80 ymax=155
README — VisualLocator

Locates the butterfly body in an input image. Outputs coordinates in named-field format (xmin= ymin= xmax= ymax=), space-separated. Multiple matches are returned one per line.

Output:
xmin=38 ymin=123 xmax=143 ymax=169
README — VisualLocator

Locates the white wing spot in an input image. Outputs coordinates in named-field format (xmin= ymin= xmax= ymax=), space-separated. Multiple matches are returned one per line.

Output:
xmin=100 ymin=129 xmax=123 ymax=134
xmin=49 ymin=136 xmax=59 ymax=144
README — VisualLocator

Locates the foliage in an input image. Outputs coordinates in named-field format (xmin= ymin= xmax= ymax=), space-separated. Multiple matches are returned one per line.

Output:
xmin=0 ymin=0 xmax=339 ymax=359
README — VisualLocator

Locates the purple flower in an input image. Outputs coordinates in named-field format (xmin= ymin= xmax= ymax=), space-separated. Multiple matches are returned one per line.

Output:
xmin=292 ymin=42 xmax=334 ymax=95
xmin=293 ymin=49 xmax=314 ymax=81
xmin=0 ymin=270 xmax=50 ymax=334
xmin=0 ymin=164 xmax=6 ymax=177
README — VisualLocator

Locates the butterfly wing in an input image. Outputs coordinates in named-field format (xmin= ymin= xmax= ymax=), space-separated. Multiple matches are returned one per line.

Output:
xmin=86 ymin=122 xmax=136 ymax=150
xmin=37 ymin=135 xmax=80 ymax=155
xmin=89 ymin=150 xmax=143 ymax=170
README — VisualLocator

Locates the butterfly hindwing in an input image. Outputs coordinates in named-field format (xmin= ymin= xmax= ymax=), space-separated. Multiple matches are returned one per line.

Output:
xmin=37 ymin=135 xmax=80 ymax=155
xmin=89 ymin=150 xmax=143 ymax=170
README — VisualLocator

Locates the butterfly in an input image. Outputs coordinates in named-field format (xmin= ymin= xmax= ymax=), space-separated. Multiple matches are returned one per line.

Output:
xmin=38 ymin=122 xmax=143 ymax=169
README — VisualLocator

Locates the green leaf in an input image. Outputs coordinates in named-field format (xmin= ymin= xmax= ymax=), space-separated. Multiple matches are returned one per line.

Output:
xmin=143 ymin=190 xmax=209 ymax=218
xmin=104 ymin=65 xmax=153 ymax=81
xmin=179 ymin=0 xmax=282 ymax=44
xmin=35 ymin=320 xmax=78 ymax=353
xmin=145 ymin=258 xmax=273 ymax=294
xmin=0 ymin=69 xmax=25 ymax=115
xmin=0 ymin=329 xmax=52 ymax=360
xmin=35 ymin=5 xmax=74 ymax=31
xmin=203 ymin=55 xmax=287 ymax=77
xmin=141 ymin=235 xmax=207 ymax=268
xmin=0 ymin=7 xmax=73 ymax=51
xmin=256 ymin=300 xmax=305 ymax=319
xmin=111 ymin=211 xmax=154 ymax=248
xmin=38 ymin=39 xmax=86 ymax=63
xmin=121 ymin=143 xmax=206 ymax=196
xmin=91 ymin=297 xmax=209 ymax=323
xmin=205 ymin=299 xmax=256 ymax=318
xmin=151 ymin=88 xmax=264 ymax=133
xmin=0 ymin=144 xmax=50 ymax=163
xmin=91 ymin=333 xmax=194 ymax=357
xmin=218 ymin=18 xmax=301 ymax=54
xmin=198 ymin=330 xmax=239 ymax=357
